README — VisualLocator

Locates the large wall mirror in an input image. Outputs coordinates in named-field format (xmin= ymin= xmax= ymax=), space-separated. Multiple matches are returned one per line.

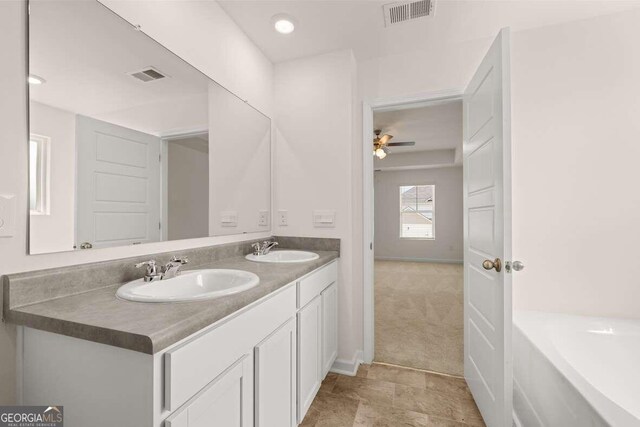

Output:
xmin=28 ymin=0 xmax=271 ymax=254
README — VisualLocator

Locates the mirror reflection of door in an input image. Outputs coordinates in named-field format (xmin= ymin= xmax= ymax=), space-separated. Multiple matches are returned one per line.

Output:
xmin=76 ymin=116 xmax=161 ymax=249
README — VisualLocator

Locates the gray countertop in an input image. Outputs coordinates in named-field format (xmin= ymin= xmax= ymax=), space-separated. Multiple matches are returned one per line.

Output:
xmin=5 ymin=251 xmax=338 ymax=354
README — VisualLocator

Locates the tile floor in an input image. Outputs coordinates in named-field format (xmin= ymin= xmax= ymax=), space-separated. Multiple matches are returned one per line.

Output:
xmin=374 ymin=260 xmax=464 ymax=376
xmin=300 ymin=363 xmax=485 ymax=427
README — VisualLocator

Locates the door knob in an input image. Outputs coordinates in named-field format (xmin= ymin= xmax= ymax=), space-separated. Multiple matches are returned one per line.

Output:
xmin=505 ymin=260 xmax=525 ymax=273
xmin=482 ymin=258 xmax=501 ymax=272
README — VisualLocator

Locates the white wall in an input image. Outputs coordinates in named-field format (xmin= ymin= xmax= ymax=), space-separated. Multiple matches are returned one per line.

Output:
xmin=0 ymin=0 xmax=273 ymax=404
xmin=359 ymin=38 xmax=490 ymax=105
xmin=167 ymin=138 xmax=209 ymax=240
xmin=510 ymin=9 xmax=640 ymax=319
xmin=28 ymin=102 xmax=76 ymax=254
xmin=209 ymin=83 xmax=271 ymax=236
xmin=374 ymin=167 xmax=463 ymax=262
xmin=274 ymin=50 xmax=362 ymax=364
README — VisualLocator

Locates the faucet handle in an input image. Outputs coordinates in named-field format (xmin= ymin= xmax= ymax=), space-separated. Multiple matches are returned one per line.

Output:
xmin=169 ymin=256 xmax=189 ymax=265
xmin=135 ymin=260 xmax=159 ymax=278
xmin=135 ymin=260 xmax=156 ymax=269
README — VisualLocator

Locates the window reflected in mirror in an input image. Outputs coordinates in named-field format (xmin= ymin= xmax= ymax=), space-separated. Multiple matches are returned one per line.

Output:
xmin=29 ymin=134 xmax=49 ymax=215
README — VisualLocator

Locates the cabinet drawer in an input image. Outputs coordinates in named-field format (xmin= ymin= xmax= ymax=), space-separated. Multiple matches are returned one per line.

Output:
xmin=297 ymin=261 xmax=338 ymax=309
xmin=165 ymin=284 xmax=296 ymax=411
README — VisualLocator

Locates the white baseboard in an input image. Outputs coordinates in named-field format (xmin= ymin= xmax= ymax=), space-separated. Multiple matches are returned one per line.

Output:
xmin=330 ymin=350 xmax=363 ymax=376
xmin=375 ymin=256 xmax=463 ymax=264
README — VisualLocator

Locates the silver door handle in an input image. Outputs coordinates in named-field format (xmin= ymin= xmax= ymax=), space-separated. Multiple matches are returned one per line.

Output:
xmin=505 ymin=261 xmax=525 ymax=273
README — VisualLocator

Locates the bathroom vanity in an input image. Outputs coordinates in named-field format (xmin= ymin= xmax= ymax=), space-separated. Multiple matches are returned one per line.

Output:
xmin=3 ymin=242 xmax=339 ymax=427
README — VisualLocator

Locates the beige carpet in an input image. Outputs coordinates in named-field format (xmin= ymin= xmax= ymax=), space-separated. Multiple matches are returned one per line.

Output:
xmin=374 ymin=260 xmax=464 ymax=376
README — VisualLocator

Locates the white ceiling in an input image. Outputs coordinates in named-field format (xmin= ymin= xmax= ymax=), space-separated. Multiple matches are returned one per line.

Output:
xmin=373 ymin=99 xmax=462 ymax=154
xmin=219 ymin=0 xmax=640 ymax=63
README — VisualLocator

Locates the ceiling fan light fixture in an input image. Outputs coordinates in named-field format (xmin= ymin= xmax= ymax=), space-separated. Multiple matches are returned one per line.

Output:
xmin=379 ymin=134 xmax=392 ymax=145
xmin=375 ymin=148 xmax=387 ymax=159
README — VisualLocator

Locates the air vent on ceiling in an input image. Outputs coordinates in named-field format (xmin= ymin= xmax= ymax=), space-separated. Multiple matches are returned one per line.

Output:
xmin=128 ymin=67 xmax=168 ymax=82
xmin=383 ymin=0 xmax=435 ymax=27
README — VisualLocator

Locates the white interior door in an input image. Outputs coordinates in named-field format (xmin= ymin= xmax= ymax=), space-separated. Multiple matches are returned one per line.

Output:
xmin=463 ymin=28 xmax=512 ymax=427
xmin=76 ymin=115 xmax=161 ymax=249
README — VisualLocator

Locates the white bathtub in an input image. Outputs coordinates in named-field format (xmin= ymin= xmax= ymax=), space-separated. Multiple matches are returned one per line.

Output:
xmin=513 ymin=311 xmax=640 ymax=427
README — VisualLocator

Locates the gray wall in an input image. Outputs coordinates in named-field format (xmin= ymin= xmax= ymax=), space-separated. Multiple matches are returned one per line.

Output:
xmin=167 ymin=139 xmax=209 ymax=240
xmin=374 ymin=167 xmax=463 ymax=262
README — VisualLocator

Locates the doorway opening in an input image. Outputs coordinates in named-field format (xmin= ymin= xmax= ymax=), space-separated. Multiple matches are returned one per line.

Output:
xmin=162 ymin=132 xmax=210 ymax=242
xmin=362 ymin=30 xmax=512 ymax=427
xmin=369 ymin=96 xmax=465 ymax=376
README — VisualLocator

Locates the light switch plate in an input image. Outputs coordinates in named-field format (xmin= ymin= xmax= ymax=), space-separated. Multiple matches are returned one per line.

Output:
xmin=220 ymin=211 xmax=238 ymax=227
xmin=258 ymin=210 xmax=269 ymax=227
xmin=277 ymin=210 xmax=288 ymax=226
xmin=0 ymin=194 xmax=17 ymax=237
xmin=313 ymin=210 xmax=336 ymax=228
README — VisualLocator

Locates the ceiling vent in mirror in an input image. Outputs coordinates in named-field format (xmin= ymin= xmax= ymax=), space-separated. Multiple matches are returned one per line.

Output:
xmin=128 ymin=67 xmax=168 ymax=82
xmin=383 ymin=0 xmax=434 ymax=27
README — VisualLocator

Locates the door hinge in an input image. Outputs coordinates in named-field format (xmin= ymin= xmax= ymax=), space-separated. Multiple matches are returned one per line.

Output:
xmin=159 ymin=221 xmax=162 ymax=230
xmin=158 ymin=153 xmax=162 ymax=162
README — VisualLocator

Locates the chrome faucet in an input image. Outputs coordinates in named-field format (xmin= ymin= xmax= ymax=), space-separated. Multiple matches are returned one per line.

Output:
xmin=135 ymin=256 xmax=189 ymax=282
xmin=163 ymin=256 xmax=189 ymax=279
xmin=251 ymin=240 xmax=279 ymax=256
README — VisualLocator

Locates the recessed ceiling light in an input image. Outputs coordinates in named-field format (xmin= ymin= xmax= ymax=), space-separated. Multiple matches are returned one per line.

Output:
xmin=28 ymin=74 xmax=46 ymax=85
xmin=272 ymin=14 xmax=296 ymax=34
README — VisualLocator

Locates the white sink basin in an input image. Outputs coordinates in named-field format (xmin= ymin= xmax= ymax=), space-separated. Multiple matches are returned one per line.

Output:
xmin=116 ymin=269 xmax=260 ymax=303
xmin=245 ymin=250 xmax=319 ymax=263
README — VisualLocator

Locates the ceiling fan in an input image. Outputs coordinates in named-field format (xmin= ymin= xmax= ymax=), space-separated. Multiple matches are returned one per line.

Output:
xmin=373 ymin=129 xmax=415 ymax=159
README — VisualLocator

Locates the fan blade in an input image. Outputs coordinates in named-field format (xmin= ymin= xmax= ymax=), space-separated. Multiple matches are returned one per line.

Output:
xmin=379 ymin=134 xmax=393 ymax=145
xmin=387 ymin=141 xmax=415 ymax=147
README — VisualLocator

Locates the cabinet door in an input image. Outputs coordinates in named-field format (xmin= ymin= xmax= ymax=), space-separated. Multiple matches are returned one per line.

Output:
xmin=297 ymin=295 xmax=322 ymax=423
xmin=165 ymin=355 xmax=253 ymax=427
xmin=321 ymin=282 xmax=338 ymax=377
xmin=255 ymin=318 xmax=296 ymax=427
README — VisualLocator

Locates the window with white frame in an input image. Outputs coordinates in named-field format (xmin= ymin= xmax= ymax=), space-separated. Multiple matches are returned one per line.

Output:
xmin=400 ymin=185 xmax=434 ymax=239
xmin=29 ymin=134 xmax=50 ymax=215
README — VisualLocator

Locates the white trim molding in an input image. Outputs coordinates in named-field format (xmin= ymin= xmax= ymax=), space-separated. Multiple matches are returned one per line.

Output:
xmin=330 ymin=350 xmax=363 ymax=376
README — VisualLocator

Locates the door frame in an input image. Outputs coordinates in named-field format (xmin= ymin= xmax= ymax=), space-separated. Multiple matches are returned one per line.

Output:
xmin=362 ymin=89 xmax=464 ymax=364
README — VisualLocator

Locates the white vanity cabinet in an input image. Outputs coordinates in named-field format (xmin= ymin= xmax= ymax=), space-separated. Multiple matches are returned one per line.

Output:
xmin=165 ymin=355 xmax=253 ymax=427
xmin=18 ymin=259 xmax=338 ymax=427
xmin=296 ymin=260 xmax=339 ymax=423
xmin=321 ymin=281 xmax=338 ymax=377
xmin=255 ymin=318 xmax=297 ymax=427
xmin=297 ymin=295 xmax=323 ymax=422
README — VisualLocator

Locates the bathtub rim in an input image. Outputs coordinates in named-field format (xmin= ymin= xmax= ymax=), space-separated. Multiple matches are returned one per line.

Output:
xmin=514 ymin=310 xmax=639 ymax=427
